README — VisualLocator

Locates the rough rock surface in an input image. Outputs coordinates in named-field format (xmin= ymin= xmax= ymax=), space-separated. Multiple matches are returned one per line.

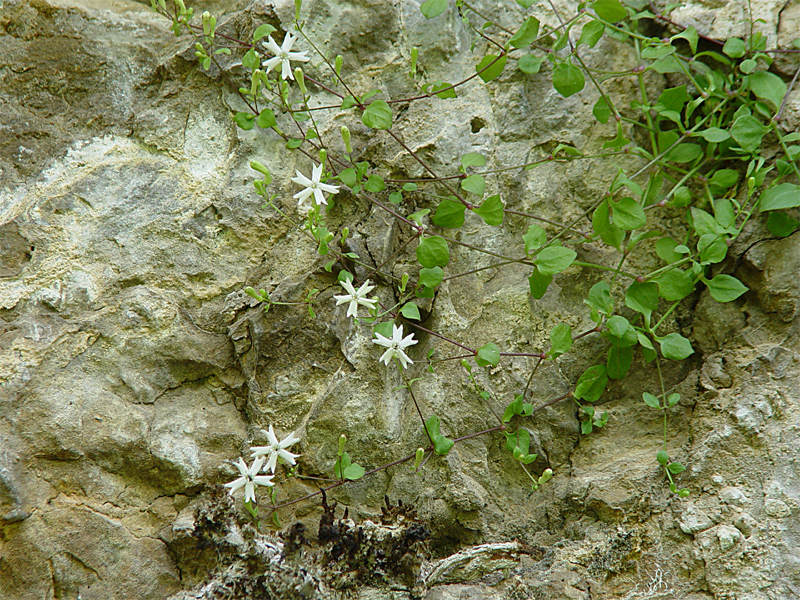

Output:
xmin=1 ymin=0 xmax=799 ymax=599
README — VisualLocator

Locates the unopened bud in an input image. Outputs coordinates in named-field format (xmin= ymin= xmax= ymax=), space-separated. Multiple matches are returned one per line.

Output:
xmin=294 ymin=67 xmax=307 ymax=95
xmin=341 ymin=126 xmax=352 ymax=154
xmin=413 ymin=448 xmax=424 ymax=470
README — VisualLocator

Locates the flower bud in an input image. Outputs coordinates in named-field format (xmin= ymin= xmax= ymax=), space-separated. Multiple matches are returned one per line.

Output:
xmin=413 ymin=447 xmax=424 ymax=470
xmin=338 ymin=434 xmax=346 ymax=456
xmin=341 ymin=126 xmax=352 ymax=154
xmin=539 ymin=468 xmax=553 ymax=484
xmin=294 ymin=67 xmax=307 ymax=95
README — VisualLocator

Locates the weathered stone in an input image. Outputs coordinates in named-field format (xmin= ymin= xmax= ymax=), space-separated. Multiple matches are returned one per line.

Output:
xmin=1 ymin=0 xmax=799 ymax=598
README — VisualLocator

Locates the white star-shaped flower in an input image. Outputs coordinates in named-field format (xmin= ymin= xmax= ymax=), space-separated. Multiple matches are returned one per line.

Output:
xmin=373 ymin=324 xmax=418 ymax=369
xmin=262 ymin=33 xmax=309 ymax=80
xmin=334 ymin=278 xmax=378 ymax=318
xmin=223 ymin=456 xmax=274 ymax=504
xmin=251 ymin=425 xmax=301 ymax=474
xmin=291 ymin=163 xmax=340 ymax=207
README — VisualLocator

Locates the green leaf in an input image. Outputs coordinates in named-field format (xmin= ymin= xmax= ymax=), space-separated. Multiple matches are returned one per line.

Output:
xmin=473 ymin=194 xmax=504 ymax=225
xmin=575 ymin=365 xmax=608 ymax=402
xmin=607 ymin=345 xmax=633 ymax=379
xmin=242 ymin=48 xmax=260 ymax=69
xmin=286 ymin=138 xmax=303 ymax=149
xmin=708 ymin=169 xmax=739 ymax=193
xmin=418 ymin=266 xmax=444 ymax=288
xmin=523 ymin=224 xmax=547 ymax=253
xmin=420 ymin=0 xmax=447 ymax=18
xmin=549 ymin=323 xmax=573 ymax=358
xmin=667 ymin=461 xmax=686 ymax=474
xmin=610 ymin=196 xmax=646 ymax=230
xmin=697 ymin=234 xmax=727 ymax=264
xmin=603 ymin=121 xmax=630 ymax=149
xmin=461 ymin=152 xmax=486 ymax=168
xmin=340 ymin=95 xmax=357 ymax=110
xmin=656 ymin=269 xmax=696 ymax=301
xmin=760 ymin=183 xmax=800 ymax=211
xmin=657 ymin=85 xmax=690 ymax=112
xmin=362 ymin=99 xmax=393 ymax=129
xmin=476 ymin=343 xmax=500 ymax=367
xmin=428 ymin=81 xmax=457 ymax=99
xmin=625 ymin=280 xmax=659 ymax=321
xmin=591 ymin=0 xmax=626 ymax=21
xmin=432 ymin=198 xmax=466 ymax=228
xmin=766 ymin=211 xmax=799 ymax=237
xmin=461 ymin=174 xmax=486 ymax=196
xmin=643 ymin=392 xmax=661 ymax=409
xmin=714 ymin=200 xmax=735 ymax=228
xmin=253 ymin=23 xmax=276 ymax=42
xmin=416 ymin=236 xmax=450 ymax=268
xmin=730 ymin=115 xmax=769 ymax=153
xmin=528 ymin=269 xmax=552 ymax=299
xmin=699 ymin=127 xmax=731 ymax=143
xmin=343 ymin=463 xmax=365 ymax=480
xmin=592 ymin=199 xmax=624 ymax=249
xmin=364 ymin=174 xmax=386 ymax=193
xmin=705 ymin=274 xmax=748 ymax=302
xmin=374 ymin=322 xmax=394 ymax=340
xmin=533 ymin=246 xmax=577 ymax=276
xmin=650 ymin=55 xmax=683 ymax=74
xmin=234 ymin=112 xmax=256 ymax=130
xmin=400 ymin=302 xmax=421 ymax=320
xmin=552 ymin=60 xmax=585 ymax=97
xmin=592 ymin=95 xmax=612 ymax=123
xmin=668 ymin=143 xmax=703 ymax=163
xmin=579 ymin=20 xmax=605 ymax=48
xmin=723 ymin=37 xmax=746 ymax=58
xmin=509 ymin=16 xmax=540 ymax=48
xmin=587 ymin=281 xmax=613 ymax=315
xmin=690 ymin=207 xmax=721 ymax=236
xmin=657 ymin=450 xmax=670 ymax=466
xmin=518 ymin=54 xmax=545 ymax=74
xmin=605 ymin=315 xmax=630 ymax=339
xmin=503 ymin=395 xmax=524 ymax=423
xmin=338 ymin=168 xmax=357 ymax=188
xmin=605 ymin=315 xmax=638 ymax=347
xmin=656 ymin=236 xmax=682 ymax=263
xmin=642 ymin=43 xmax=676 ymax=60
xmin=672 ymin=25 xmax=698 ymax=53
xmin=658 ymin=333 xmax=694 ymax=360
xmin=748 ymin=71 xmax=787 ymax=110
xmin=425 ymin=415 xmax=454 ymax=455
xmin=256 ymin=108 xmax=277 ymax=129
xmin=476 ymin=54 xmax=507 ymax=83
xmin=516 ymin=0 xmax=535 ymax=6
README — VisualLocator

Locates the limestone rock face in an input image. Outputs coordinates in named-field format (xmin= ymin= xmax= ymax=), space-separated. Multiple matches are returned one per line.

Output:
xmin=1 ymin=0 xmax=799 ymax=599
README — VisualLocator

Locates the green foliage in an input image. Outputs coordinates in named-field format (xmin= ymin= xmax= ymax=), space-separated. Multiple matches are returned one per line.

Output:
xmin=425 ymin=416 xmax=454 ymax=455
xmin=156 ymin=0 xmax=797 ymax=511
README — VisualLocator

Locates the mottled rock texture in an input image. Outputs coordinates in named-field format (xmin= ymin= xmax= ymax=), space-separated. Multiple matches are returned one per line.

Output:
xmin=1 ymin=0 xmax=799 ymax=599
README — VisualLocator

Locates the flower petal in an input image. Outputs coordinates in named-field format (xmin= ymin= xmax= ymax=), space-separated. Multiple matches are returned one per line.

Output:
xmin=373 ymin=332 xmax=393 ymax=348
xmin=266 ymin=425 xmax=280 ymax=447
xmin=379 ymin=348 xmax=395 ymax=365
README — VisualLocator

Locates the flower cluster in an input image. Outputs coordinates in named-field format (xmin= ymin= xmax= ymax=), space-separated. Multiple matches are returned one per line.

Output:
xmin=334 ymin=278 xmax=378 ymax=317
xmin=262 ymin=33 xmax=309 ymax=80
xmin=291 ymin=162 xmax=340 ymax=207
xmin=373 ymin=324 xmax=417 ymax=369
xmin=224 ymin=425 xmax=300 ymax=504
